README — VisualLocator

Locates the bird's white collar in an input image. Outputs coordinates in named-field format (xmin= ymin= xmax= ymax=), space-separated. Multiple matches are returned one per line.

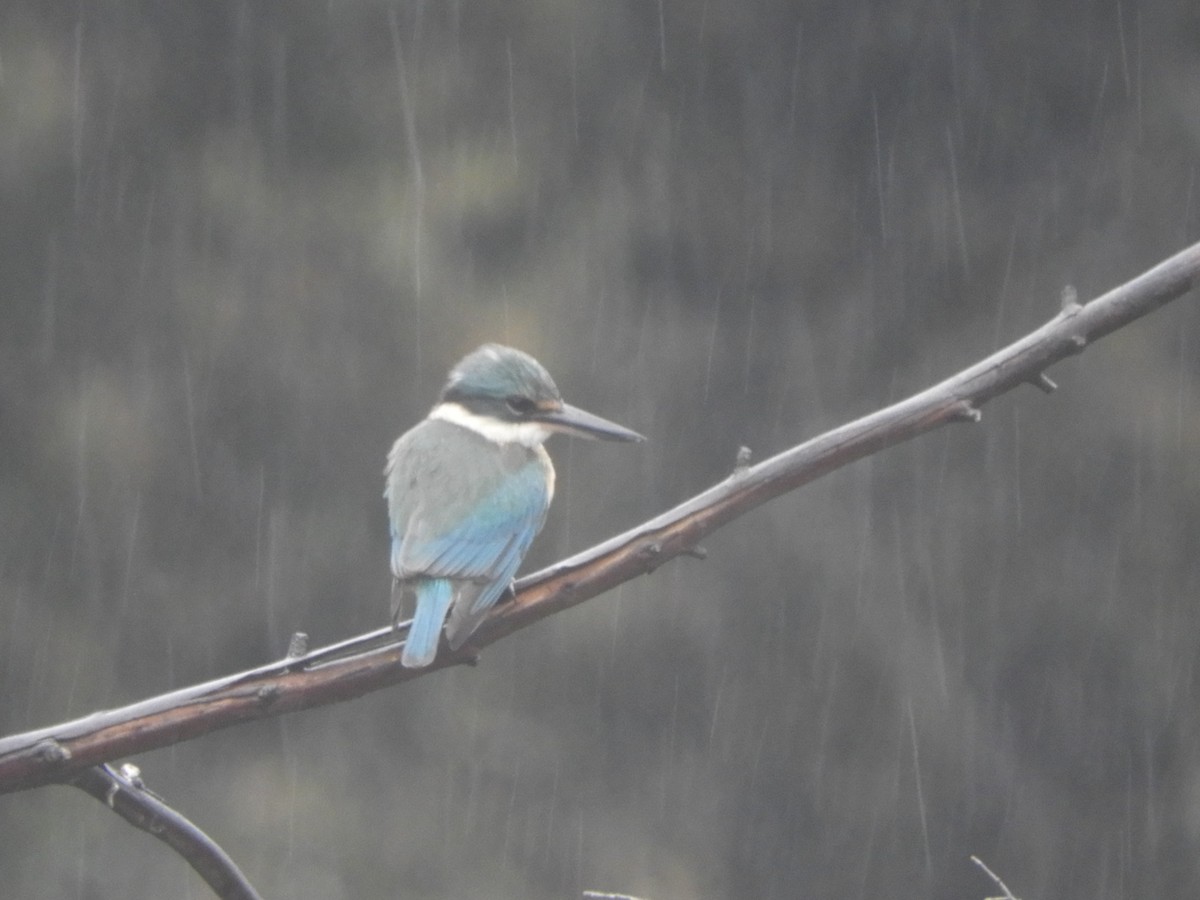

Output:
xmin=429 ymin=402 xmax=552 ymax=448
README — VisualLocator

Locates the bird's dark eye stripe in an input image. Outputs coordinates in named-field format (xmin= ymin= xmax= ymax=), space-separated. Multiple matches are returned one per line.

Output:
xmin=505 ymin=395 xmax=537 ymax=414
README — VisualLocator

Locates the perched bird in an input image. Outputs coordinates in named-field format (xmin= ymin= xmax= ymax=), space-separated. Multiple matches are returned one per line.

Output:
xmin=385 ymin=344 xmax=644 ymax=667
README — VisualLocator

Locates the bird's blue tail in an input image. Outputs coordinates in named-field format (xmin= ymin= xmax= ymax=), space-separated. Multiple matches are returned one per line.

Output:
xmin=402 ymin=578 xmax=454 ymax=668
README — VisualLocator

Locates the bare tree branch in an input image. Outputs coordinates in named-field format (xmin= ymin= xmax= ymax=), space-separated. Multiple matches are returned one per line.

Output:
xmin=70 ymin=764 xmax=263 ymax=900
xmin=1 ymin=240 xmax=1198 ymax=795
xmin=970 ymin=855 xmax=1022 ymax=900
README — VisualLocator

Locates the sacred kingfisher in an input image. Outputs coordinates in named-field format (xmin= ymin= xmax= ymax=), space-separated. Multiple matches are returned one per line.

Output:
xmin=385 ymin=344 xmax=644 ymax=668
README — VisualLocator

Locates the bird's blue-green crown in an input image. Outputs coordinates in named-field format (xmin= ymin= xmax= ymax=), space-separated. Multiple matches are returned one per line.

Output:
xmin=434 ymin=343 xmax=645 ymax=444
xmin=441 ymin=344 xmax=562 ymax=414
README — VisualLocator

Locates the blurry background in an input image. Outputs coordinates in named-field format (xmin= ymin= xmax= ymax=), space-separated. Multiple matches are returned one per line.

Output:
xmin=2 ymin=2 xmax=1200 ymax=898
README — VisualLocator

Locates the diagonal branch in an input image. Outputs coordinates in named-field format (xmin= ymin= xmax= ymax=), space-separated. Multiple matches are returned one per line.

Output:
xmin=1 ymin=241 xmax=1198 ymax=796
xmin=70 ymin=764 xmax=263 ymax=900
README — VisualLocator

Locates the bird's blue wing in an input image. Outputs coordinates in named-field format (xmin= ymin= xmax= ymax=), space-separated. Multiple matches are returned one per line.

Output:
xmin=385 ymin=417 xmax=553 ymax=665
xmin=401 ymin=466 xmax=549 ymax=591
xmin=386 ymin=419 xmax=551 ymax=595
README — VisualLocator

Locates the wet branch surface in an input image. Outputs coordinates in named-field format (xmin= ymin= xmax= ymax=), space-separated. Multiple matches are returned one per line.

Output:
xmin=1 ymin=240 xmax=1199 ymax=798
xmin=70 ymin=764 xmax=263 ymax=900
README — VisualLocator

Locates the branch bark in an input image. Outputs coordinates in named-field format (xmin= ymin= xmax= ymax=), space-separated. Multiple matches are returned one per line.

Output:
xmin=70 ymin=764 xmax=263 ymax=900
xmin=1 ymin=241 xmax=1198 ymax=796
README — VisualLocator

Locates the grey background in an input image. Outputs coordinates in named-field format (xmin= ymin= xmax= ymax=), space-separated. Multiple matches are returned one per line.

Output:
xmin=3 ymin=2 xmax=1200 ymax=898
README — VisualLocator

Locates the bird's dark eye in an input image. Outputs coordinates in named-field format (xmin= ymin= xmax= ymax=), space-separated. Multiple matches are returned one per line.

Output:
xmin=505 ymin=395 xmax=537 ymax=415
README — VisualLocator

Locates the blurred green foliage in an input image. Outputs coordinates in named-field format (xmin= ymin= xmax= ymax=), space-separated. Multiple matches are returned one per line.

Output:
xmin=2 ymin=2 xmax=1200 ymax=898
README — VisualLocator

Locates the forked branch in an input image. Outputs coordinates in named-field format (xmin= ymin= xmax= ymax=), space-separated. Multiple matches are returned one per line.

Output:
xmin=1 ymin=241 xmax=1199 ymax=795
xmin=70 ymin=765 xmax=262 ymax=900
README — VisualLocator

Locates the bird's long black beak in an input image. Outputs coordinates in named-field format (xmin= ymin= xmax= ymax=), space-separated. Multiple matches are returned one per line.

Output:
xmin=536 ymin=403 xmax=645 ymax=442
